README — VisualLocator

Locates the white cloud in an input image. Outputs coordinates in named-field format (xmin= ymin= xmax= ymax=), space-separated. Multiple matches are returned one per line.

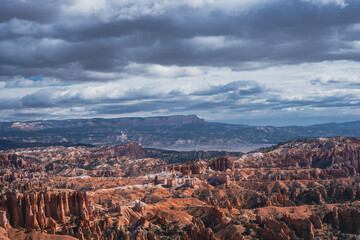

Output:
xmin=60 ymin=0 xmax=276 ymax=21
xmin=188 ymin=36 xmax=247 ymax=50
xmin=301 ymin=0 xmax=348 ymax=7
xmin=125 ymin=63 xmax=205 ymax=78
xmin=1 ymin=60 xmax=355 ymax=122
xmin=5 ymin=76 xmax=61 ymax=88
xmin=62 ymin=0 xmax=107 ymax=16
xmin=61 ymin=0 xmax=167 ymax=21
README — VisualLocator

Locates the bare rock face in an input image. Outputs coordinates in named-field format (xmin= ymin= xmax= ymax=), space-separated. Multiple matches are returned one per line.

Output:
xmin=309 ymin=215 xmax=323 ymax=229
xmin=173 ymin=165 xmax=191 ymax=176
xmin=283 ymin=216 xmax=315 ymax=240
xmin=134 ymin=229 xmax=147 ymax=240
xmin=173 ymin=160 xmax=206 ymax=175
xmin=321 ymin=206 xmax=360 ymax=235
xmin=332 ymin=185 xmax=357 ymax=201
xmin=300 ymin=187 xmax=326 ymax=204
xmin=204 ymin=227 xmax=217 ymax=240
xmin=0 ymin=154 xmax=20 ymax=168
xmin=24 ymin=193 xmax=40 ymax=231
xmin=90 ymin=142 xmax=148 ymax=159
xmin=0 ymin=190 xmax=95 ymax=236
xmin=259 ymin=216 xmax=317 ymax=240
xmin=337 ymin=208 xmax=360 ymax=234
xmin=184 ymin=217 xmax=217 ymax=240
xmin=0 ymin=211 xmax=10 ymax=229
xmin=210 ymin=157 xmax=233 ymax=171
xmin=133 ymin=200 xmax=146 ymax=214
xmin=245 ymin=137 xmax=360 ymax=173
xmin=259 ymin=219 xmax=297 ymax=240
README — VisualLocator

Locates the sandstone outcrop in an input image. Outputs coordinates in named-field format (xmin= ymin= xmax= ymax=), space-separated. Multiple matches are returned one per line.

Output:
xmin=210 ymin=157 xmax=233 ymax=171
xmin=0 ymin=190 xmax=96 ymax=237
xmin=243 ymin=137 xmax=360 ymax=172
xmin=283 ymin=216 xmax=315 ymax=239
xmin=259 ymin=219 xmax=297 ymax=240
xmin=172 ymin=160 xmax=206 ymax=175
xmin=334 ymin=207 xmax=360 ymax=234
xmin=184 ymin=217 xmax=217 ymax=240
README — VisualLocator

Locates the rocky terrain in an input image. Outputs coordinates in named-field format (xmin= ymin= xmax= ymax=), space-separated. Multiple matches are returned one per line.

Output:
xmin=2 ymin=115 xmax=360 ymax=151
xmin=0 ymin=137 xmax=359 ymax=239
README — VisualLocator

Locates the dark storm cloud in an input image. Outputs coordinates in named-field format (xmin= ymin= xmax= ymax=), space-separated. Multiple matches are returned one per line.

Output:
xmin=90 ymin=99 xmax=271 ymax=116
xmin=0 ymin=98 xmax=22 ymax=110
xmin=1 ymin=0 xmax=360 ymax=82
xmin=90 ymin=91 xmax=360 ymax=116
xmin=0 ymin=0 xmax=62 ymax=23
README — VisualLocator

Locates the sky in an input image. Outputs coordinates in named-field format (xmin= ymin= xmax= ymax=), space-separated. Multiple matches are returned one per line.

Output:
xmin=0 ymin=0 xmax=360 ymax=126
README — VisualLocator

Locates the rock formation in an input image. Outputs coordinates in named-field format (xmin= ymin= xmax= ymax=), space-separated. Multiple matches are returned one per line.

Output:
xmin=210 ymin=157 xmax=233 ymax=171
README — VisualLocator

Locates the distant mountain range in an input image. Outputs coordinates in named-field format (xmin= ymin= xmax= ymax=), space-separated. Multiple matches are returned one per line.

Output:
xmin=1 ymin=115 xmax=360 ymax=151
xmin=0 ymin=139 xmax=95 ymax=150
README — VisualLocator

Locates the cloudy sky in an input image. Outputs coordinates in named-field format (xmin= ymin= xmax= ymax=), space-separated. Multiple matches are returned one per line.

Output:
xmin=0 ymin=0 xmax=360 ymax=126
